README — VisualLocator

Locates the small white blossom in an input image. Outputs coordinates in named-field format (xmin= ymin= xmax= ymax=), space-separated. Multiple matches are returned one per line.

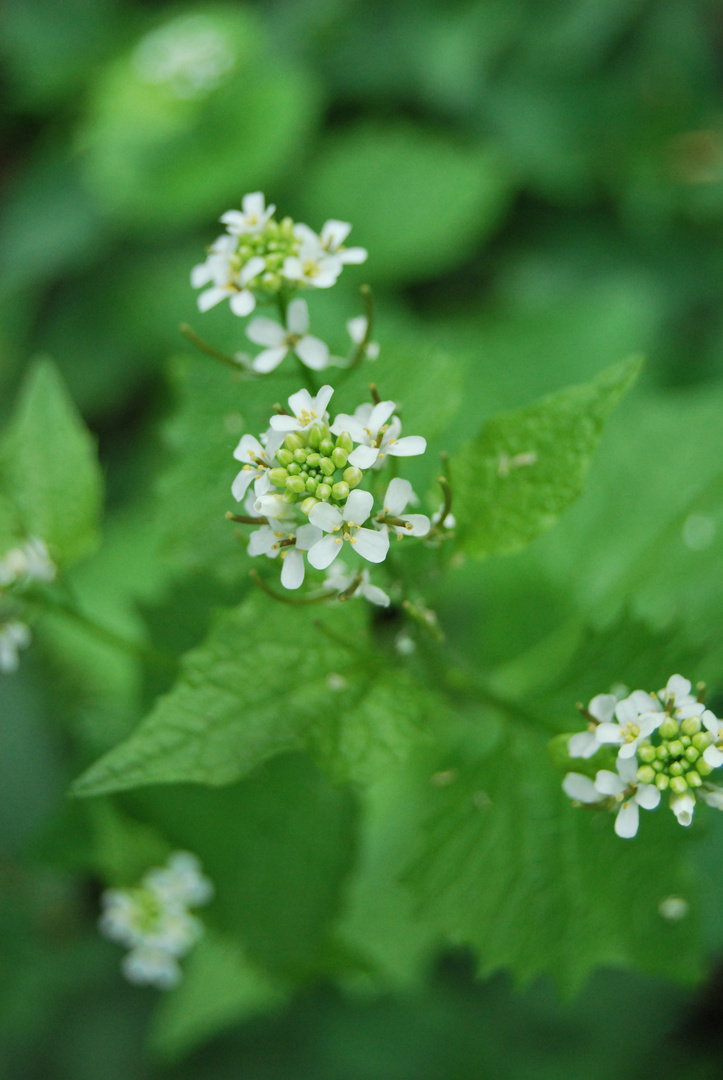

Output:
xmin=331 ymin=401 xmax=426 ymax=470
xmin=122 ymin=946 xmax=182 ymax=990
xmin=595 ymin=690 xmax=663 ymax=759
xmin=294 ymin=220 xmax=367 ymax=265
xmin=231 ymin=430 xmax=285 ymax=502
xmin=143 ymin=851 xmax=214 ymax=909
xmin=268 ymin=386 xmax=335 ymax=435
xmin=307 ymin=489 xmax=390 ymax=570
xmin=0 ymin=537 xmax=56 ymax=587
xmin=192 ymin=241 xmax=265 ymax=317
xmin=323 ymin=562 xmax=390 ymax=607
xmin=246 ymin=299 xmax=329 ymax=374
xmin=568 ymin=693 xmax=617 ymax=759
xmin=220 ymin=192 xmax=275 ymax=236
xmin=0 ymin=621 xmax=31 ymax=674
xmin=701 ymin=709 xmax=723 ymax=768
xmin=563 ymin=756 xmax=660 ymax=838
xmin=376 ymin=478 xmax=430 ymax=538
xmin=282 ymin=235 xmax=343 ymax=289
xmin=699 ymin=784 xmax=723 ymax=810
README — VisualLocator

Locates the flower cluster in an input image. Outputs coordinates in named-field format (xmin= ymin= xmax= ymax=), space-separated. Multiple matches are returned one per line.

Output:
xmin=231 ymin=385 xmax=429 ymax=599
xmin=99 ymin=851 xmax=213 ymax=989
xmin=563 ymin=675 xmax=723 ymax=837
xmin=191 ymin=193 xmax=369 ymax=374
xmin=0 ymin=537 xmax=55 ymax=674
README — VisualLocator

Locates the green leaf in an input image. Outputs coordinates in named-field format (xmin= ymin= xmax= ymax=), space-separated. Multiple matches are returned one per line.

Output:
xmin=150 ymin=931 xmax=286 ymax=1061
xmin=452 ymin=355 xmax=642 ymax=559
xmin=299 ymin=120 xmax=511 ymax=284
xmin=0 ymin=357 xmax=103 ymax=564
xmin=405 ymin=720 xmax=702 ymax=994
xmin=71 ymin=596 xmax=437 ymax=796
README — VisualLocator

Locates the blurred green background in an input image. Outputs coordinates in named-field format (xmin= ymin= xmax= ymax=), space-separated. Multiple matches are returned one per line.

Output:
xmin=3 ymin=0 xmax=723 ymax=1076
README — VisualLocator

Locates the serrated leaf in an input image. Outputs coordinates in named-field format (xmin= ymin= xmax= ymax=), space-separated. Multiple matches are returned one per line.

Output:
xmin=405 ymin=720 xmax=702 ymax=993
xmin=150 ymin=931 xmax=286 ymax=1061
xmin=452 ymin=355 xmax=642 ymax=559
xmin=72 ymin=597 xmax=437 ymax=796
xmin=0 ymin=357 xmax=103 ymax=564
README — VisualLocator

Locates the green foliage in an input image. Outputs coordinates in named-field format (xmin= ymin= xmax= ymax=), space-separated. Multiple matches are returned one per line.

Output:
xmin=0 ymin=358 xmax=103 ymax=564
xmin=72 ymin=596 xmax=439 ymax=796
xmin=452 ymin=356 xmax=643 ymax=559
xmin=299 ymin=120 xmax=511 ymax=284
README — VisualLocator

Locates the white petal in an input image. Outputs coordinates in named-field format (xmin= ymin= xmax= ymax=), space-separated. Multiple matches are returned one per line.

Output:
xmin=385 ymin=435 xmax=427 ymax=458
xmin=246 ymin=317 xmax=285 ymax=347
xmin=280 ymin=548 xmax=305 ymax=590
xmin=321 ymin=219 xmax=352 ymax=249
xmin=677 ymin=702 xmax=705 ymax=719
xmin=252 ymin=346 xmax=288 ymax=374
xmin=281 ymin=256 xmax=303 ymax=281
xmin=314 ymin=385 xmax=335 ymax=414
xmin=287 ymin=388 xmax=313 ymax=417
xmin=233 ymin=434 xmax=263 ymax=463
xmin=594 ymin=769 xmax=626 ymax=797
xmin=286 ymin=298 xmax=309 ymax=335
xmin=307 ymin=534 xmax=343 ymax=570
xmin=616 ymin=756 xmax=638 ymax=785
xmin=666 ymin=674 xmax=692 ymax=700
xmin=242 ymin=191 xmax=267 ymax=217
xmin=339 ymin=246 xmax=367 ymax=264
xmin=296 ymin=335 xmax=330 ymax=371
xmin=231 ymin=468 xmax=256 ymax=502
xmin=562 ymin=773 xmax=599 ymax=802
xmin=628 ymin=689 xmax=658 ymax=713
xmin=269 ymin=415 xmax=302 ymax=432
xmin=248 ymin=527 xmax=278 ymax=558
xmin=384 ymin=477 xmax=412 ymax=516
xmin=704 ymin=745 xmax=723 ymax=768
xmin=239 ymin=256 xmax=266 ymax=285
xmin=615 ymin=801 xmax=639 ymax=838
xmin=595 ymin=722 xmax=623 ymax=745
xmin=635 ymin=784 xmax=661 ymax=810
xmin=343 ymin=489 xmax=374 ymax=525
xmin=587 ymin=694 xmax=617 ymax=725
xmin=331 ymin=414 xmax=367 ymax=441
xmin=699 ymin=786 xmax=723 ymax=810
xmin=309 ymin=502 xmax=343 ymax=532
xmin=368 ymin=400 xmax=396 ymax=432
xmin=359 ymin=583 xmax=390 ymax=607
xmin=348 ymin=445 xmax=379 ymax=469
xmin=568 ymin=731 xmax=599 ymax=759
xmin=191 ymin=262 xmax=213 ymax=288
xmin=229 ymin=290 xmax=256 ymax=317
xmin=617 ymin=742 xmax=639 ymax=759
xmin=402 ymin=514 xmax=431 ymax=537
xmin=198 ymin=286 xmax=229 ymax=312
xmin=295 ymin=524 xmax=323 ymax=551
xmin=352 ymin=527 xmax=389 ymax=564
xmin=615 ymin=697 xmax=641 ymax=725
xmin=670 ymin=793 xmax=696 ymax=826
xmin=702 ymin=709 xmax=721 ymax=736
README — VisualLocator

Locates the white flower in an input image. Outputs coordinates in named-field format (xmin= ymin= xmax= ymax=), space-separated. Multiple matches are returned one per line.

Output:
xmin=323 ymin=562 xmax=390 ymax=607
xmin=0 ymin=537 xmax=55 ymax=587
xmin=702 ymin=708 xmax=723 ymax=768
xmin=191 ymin=239 xmax=266 ymax=317
xmin=268 ymin=386 xmax=335 ymax=435
xmin=595 ymin=690 xmax=663 ymax=759
xmin=246 ymin=299 xmax=329 ymax=374
xmin=247 ymin=518 xmax=322 ymax=590
xmin=122 ymin=946 xmax=182 ymax=990
xmin=307 ymin=489 xmax=390 ymax=570
xmin=220 ymin=192 xmax=275 ymax=235
xmin=670 ymin=792 xmax=697 ymax=827
xmin=0 ymin=621 xmax=31 ymax=674
xmin=563 ymin=757 xmax=660 ymax=838
xmin=657 ymin=674 xmax=701 ymax=716
xmin=298 ymin=220 xmax=367 ymax=265
xmin=568 ymin=693 xmax=617 ymax=759
xmin=143 ymin=851 xmax=214 ymax=909
xmin=231 ymin=430 xmax=285 ymax=502
xmin=282 ymin=235 xmax=343 ymax=289
xmin=376 ymin=478 xmax=430 ymax=538
xmin=347 ymin=315 xmax=379 ymax=360
xmin=699 ymin=784 xmax=723 ymax=810
xmin=331 ymin=401 xmax=426 ymax=470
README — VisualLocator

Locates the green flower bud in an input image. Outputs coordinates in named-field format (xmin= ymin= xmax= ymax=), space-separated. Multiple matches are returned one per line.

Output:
xmin=300 ymin=497 xmax=318 ymax=516
xmin=287 ymin=463 xmax=301 ymax=475
xmin=652 ymin=760 xmax=664 ymax=772
xmin=316 ymin=483 xmax=332 ymax=500
xmin=686 ymin=770 xmax=702 ymax=788
xmin=685 ymin=746 xmax=700 ymax=763
xmin=693 ymin=732 xmax=711 ymax=751
xmin=332 ymin=481 xmax=350 ymax=501
xmin=669 ymin=761 xmax=684 ymax=777
xmin=639 ymin=744 xmax=657 ymax=764
xmin=319 ymin=437 xmax=335 ymax=457
xmin=335 ymin=431 xmax=354 ymax=454
xmin=697 ymin=759 xmax=714 ymax=776
xmin=306 ymin=426 xmax=321 ymax=450
xmin=293 ymin=448 xmax=307 ymax=463
xmin=306 ymin=452 xmax=321 ymax=467
xmin=276 ymin=448 xmax=294 ymax=467
xmin=669 ymin=775 xmax=689 ymax=796
xmin=332 ymin=447 xmax=348 ymax=469
xmin=284 ymin=433 xmax=304 ymax=452
xmin=268 ymin=468 xmax=289 ymax=487
xmin=655 ymin=773 xmax=670 ymax=791
xmin=680 ymin=735 xmax=691 ymax=747
xmin=320 ymin=457 xmax=336 ymax=476
xmin=636 ymin=765 xmax=656 ymax=785
xmin=656 ymin=745 xmax=670 ymax=761
xmin=286 ymin=475 xmax=307 ymax=495
xmin=660 ymin=716 xmax=680 ymax=739
xmin=681 ymin=716 xmax=702 ymax=737
xmin=668 ymin=740 xmax=684 ymax=758
xmin=305 ymin=477 xmax=318 ymax=493
xmin=343 ymin=466 xmax=364 ymax=489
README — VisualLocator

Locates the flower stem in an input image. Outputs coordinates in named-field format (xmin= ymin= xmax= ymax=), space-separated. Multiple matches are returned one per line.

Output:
xmin=180 ymin=323 xmax=250 ymax=374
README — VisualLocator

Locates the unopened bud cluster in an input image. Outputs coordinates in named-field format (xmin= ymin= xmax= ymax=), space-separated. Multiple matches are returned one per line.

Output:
xmin=563 ymin=675 xmax=723 ymax=838
xmin=99 ymin=851 xmax=213 ymax=990
xmin=0 ymin=536 xmax=55 ymax=674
